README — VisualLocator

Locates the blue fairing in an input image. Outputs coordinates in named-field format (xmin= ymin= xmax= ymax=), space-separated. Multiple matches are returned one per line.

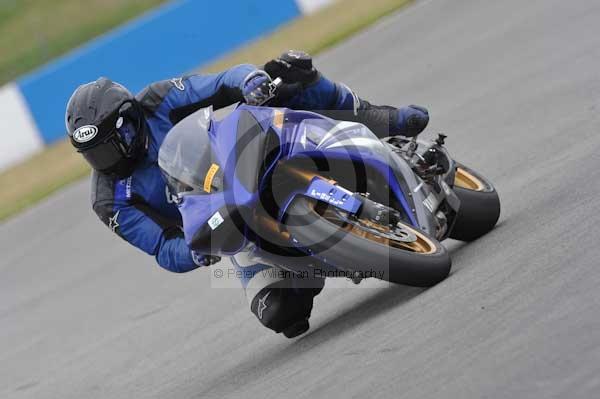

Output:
xmin=172 ymin=106 xmax=280 ymax=252
xmin=277 ymin=111 xmax=417 ymax=225
xmin=163 ymin=105 xmax=417 ymax=255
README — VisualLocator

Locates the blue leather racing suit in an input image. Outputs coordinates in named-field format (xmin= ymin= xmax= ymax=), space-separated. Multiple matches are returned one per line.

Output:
xmin=90 ymin=60 xmax=429 ymax=336
xmin=92 ymin=64 xmax=379 ymax=272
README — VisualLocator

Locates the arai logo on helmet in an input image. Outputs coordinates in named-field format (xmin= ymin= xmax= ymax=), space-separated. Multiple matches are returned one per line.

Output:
xmin=73 ymin=125 xmax=98 ymax=143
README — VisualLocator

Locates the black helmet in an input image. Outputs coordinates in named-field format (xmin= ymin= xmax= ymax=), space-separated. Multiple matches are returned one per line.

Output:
xmin=65 ymin=77 xmax=148 ymax=178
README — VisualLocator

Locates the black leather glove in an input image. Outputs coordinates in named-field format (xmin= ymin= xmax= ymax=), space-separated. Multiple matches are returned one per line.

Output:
xmin=264 ymin=50 xmax=319 ymax=86
xmin=263 ymin=50 xmax=321 ymax=105
xmin=191 ymin=251 xmax=221 ymax=267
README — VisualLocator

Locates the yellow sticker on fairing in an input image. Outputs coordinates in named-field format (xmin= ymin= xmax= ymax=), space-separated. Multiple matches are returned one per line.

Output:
xmin=203 ymin=164 xmax=220 ymax=193
xmin=273 ymin=109 xmax=284 ymax=129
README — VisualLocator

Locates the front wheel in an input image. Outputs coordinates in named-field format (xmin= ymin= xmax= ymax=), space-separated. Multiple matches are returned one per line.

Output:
xmin=449 ymin=164 xmax=501 ymax=241
xmin=283 ymin=198 xmax=451 ymax=287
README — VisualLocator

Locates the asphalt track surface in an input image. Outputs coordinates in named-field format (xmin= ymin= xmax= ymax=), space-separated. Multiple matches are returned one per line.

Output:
xmin=3 ymin=0 xmax=600 ymax=397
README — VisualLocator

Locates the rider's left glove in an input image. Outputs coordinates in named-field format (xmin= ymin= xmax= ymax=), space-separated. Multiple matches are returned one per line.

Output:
xmin=191 ymin=251 xmax=221 ymax=267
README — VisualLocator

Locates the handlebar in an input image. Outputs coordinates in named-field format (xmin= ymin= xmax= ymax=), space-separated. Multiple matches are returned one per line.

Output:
xmin=257 ymin=77 xmax=283 ymax=106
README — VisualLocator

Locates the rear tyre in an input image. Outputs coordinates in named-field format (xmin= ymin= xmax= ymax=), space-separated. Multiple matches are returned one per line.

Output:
xmin=284 ymin=197 xmax=451 ymax=287
xmin=449 ymin=164 xmax=501 ymax=242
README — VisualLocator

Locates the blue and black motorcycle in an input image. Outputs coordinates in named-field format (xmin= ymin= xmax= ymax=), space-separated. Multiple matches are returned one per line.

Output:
xmin=158 ymin=92 xmax=500 ymax=287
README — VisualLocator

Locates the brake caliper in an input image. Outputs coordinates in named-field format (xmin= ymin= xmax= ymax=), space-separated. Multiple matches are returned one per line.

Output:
xmin=356 ymin=195 xmax=417 ymax=243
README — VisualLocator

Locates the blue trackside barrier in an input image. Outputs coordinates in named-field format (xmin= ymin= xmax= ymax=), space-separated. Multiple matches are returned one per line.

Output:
xmin=16 ymin=0 xmax=305 ymax=144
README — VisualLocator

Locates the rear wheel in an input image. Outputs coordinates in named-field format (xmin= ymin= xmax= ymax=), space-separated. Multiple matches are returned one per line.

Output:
xmin=284 ymin=197 xmax=451 ymax=287
xmin=449 ymin=164 xmax=501 ymax=241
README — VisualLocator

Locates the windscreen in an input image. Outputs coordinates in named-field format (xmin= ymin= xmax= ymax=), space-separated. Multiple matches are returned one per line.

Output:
xmin=291 ymin=117 xmax=389 ymax=159
xmin=158 ymin=107 xmax=223 ymax=196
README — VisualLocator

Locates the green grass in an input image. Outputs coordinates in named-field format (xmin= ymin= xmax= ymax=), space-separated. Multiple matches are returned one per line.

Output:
xmin=0 ymin=0 xmax=167 ymax=85
xmin=0 ymin=0 xmax=413 ymax=222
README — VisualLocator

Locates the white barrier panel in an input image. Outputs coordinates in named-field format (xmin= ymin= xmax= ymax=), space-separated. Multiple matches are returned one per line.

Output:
xmin=295 ymin=0 xmax=336 ymax=14
xmin=0 ymin=84 xmax=43 ymax=171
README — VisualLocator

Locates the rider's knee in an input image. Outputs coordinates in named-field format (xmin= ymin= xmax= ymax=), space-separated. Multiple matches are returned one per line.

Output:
xmin=250 ymin=281 xmax=318 ymax=333
xmin=232 ymin=253 xmax=324 ymax=334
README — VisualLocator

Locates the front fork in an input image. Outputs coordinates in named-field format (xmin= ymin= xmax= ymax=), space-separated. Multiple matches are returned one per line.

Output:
xmin=386 ymin=134 xmax=462 ymax=239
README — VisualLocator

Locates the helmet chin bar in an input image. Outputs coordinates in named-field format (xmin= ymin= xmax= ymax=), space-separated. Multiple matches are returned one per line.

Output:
xmin=106 ymin=116 xmax=149 ymax=178
xmin=107 ymin=156 xmax=141 ymax=179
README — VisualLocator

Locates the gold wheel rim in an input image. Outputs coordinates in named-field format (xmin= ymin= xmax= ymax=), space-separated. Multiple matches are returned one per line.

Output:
xmin=319 ymin=206 xmax=437 ymax=255
xmin=455 ymin=167 xmax=485 ymax=191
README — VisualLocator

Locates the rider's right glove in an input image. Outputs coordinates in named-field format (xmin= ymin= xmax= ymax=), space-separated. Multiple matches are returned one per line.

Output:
xmin=242 ymin=69 xmax=303 ymax=106
xmin=242 ymin=70 xmax=273 ymax=105
xmin=191 ymin=251 xmax=221 ymax=267
xmin=392 ymin=105 xmax=430 ymax=137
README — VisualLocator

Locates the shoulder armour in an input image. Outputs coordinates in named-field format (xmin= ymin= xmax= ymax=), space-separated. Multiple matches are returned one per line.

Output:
xmin=136 ymin=80 xmax=175 ymax=114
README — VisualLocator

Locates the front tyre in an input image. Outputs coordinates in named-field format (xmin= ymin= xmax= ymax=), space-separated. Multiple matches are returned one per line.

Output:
xmin=283 ymin=198 xmax=451 ymax=287
xmin=449 ymin=164 xmax=501 ymax=241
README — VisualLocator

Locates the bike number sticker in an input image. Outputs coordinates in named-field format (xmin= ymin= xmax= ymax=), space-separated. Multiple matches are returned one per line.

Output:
xmin=208 ymin=211 xmax=225 ymax=230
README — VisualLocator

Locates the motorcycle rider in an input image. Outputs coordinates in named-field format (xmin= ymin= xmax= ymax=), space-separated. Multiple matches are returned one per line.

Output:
xmin=65 ymin=50 xmax=429 ymax=338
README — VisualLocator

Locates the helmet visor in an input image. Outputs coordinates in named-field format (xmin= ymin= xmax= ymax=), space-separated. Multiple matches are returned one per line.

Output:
xmin=81 ymin=137 xmax=126 ymax=172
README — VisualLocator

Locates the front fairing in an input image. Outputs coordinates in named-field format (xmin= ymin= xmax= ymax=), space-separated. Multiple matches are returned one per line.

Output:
xmin=160 ymin=104 xmax=453 ymax=256
xmin=160 ymin=105 xmax=286 ymax=255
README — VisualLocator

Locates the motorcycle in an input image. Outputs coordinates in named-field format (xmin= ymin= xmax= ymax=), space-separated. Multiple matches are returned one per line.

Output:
xmin=158 ymin=87 xmax=500 ymax=287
